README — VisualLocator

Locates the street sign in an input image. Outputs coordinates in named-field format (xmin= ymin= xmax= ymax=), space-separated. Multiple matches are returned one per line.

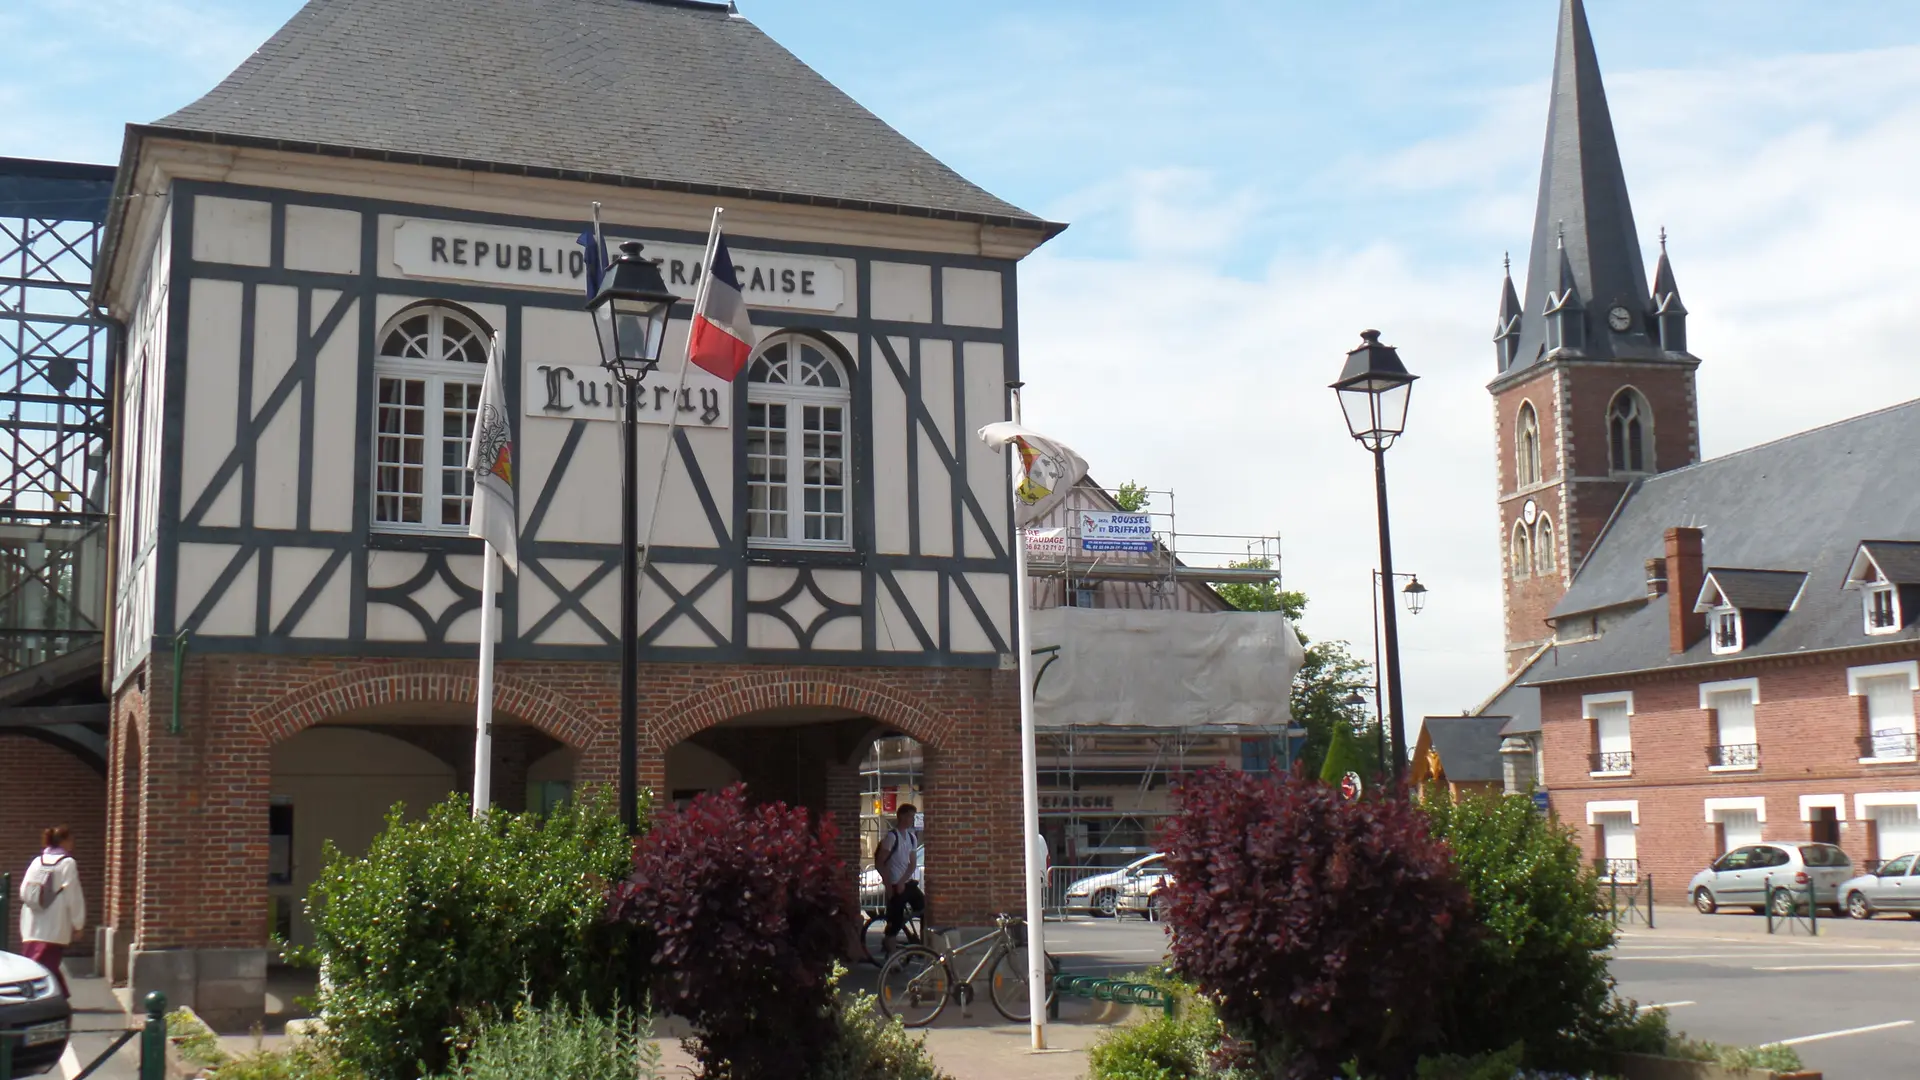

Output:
xmin=1530 ymin=790 xmax=1551 ymax=813
xmin=1340 ymin=772 xmax=1363 ymax=800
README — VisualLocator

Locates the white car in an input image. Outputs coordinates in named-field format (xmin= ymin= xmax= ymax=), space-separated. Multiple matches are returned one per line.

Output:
xmin=1063 ymin=853 xmax=1164 ymax=918
xmin=1688 ymin=842 xmax=1853 ymax=915
xmin=1839 ymin=851 xmax=1920 ymax=920
xmin=0 ymin=950 xmax=70 ymax=1076
xmin=1117 ymin=864 xmax=1174 ymax=921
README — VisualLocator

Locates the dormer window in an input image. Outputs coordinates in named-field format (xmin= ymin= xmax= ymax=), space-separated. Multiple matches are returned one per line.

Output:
xmin=1711 ymin=606 xmax=1743 ymax=654
xmin=1693 ymin=568 xmax=1807 ymax=657
xmin=1844 ymin=543 xmax=1917 ymax=637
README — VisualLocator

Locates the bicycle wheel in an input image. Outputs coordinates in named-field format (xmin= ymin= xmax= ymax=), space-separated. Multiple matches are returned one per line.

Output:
xmin=987 ymin=946 xmax=1059 ymax=1023
xmin=878 ymin=945 xmax=950 ymax=1027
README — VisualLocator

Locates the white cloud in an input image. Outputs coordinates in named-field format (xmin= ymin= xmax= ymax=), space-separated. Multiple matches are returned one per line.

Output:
xmin=1014 ymin=42 xmax=1920 ymax=739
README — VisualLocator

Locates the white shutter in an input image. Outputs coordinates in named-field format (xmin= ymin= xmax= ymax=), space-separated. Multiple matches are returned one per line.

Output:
xmin=1717 ymin=809 xmax=1762 ymax=849
xmin=1712 ymin=689 xmax=1756 ymax=746
xmin=1595 ymin=703 xmax=1632 ymax=754
xmin=1864 ymin=676 xmax=1917 ymax=736
xmin=1874 ymin=805 xmax=1920 ymax=858
xmin=1598 ymin=812 xmax=1638 ymax=861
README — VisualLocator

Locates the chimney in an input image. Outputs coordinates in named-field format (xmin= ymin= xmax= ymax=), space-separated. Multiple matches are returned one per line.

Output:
xmin=1665 ymin=526 xmax=1705 ymax=653
xmin=1644 ymin=559 xmax=1667 ymax=598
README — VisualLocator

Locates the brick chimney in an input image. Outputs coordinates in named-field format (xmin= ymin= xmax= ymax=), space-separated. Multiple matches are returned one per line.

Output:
xmin=1665 ymin=527 xmax=1706 ymax=653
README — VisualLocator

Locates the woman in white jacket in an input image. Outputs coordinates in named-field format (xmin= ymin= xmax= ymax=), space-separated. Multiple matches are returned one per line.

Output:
xmin=18 ymin=825 xmax=84 ymax=998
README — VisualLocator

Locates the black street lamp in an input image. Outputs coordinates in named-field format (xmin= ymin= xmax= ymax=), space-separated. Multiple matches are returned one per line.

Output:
xmin=1333 ymin=329 xmax=1417 ymax=791
xmin=588 ymin=241 xmax=680 ymax=835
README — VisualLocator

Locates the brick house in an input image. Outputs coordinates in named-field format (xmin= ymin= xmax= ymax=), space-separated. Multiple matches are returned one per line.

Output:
xmin=44 ymin=0 xmax=1067 ymax=1025
xmin=1485 ymin=0 xmax=1920 ymax=899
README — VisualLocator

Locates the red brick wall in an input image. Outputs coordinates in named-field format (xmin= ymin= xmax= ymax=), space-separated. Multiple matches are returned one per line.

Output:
xmin=0 ymin=733 xmax=106 ymax=953
xmin=107 ymin=654 xmax=1020 ymax=952
xmin=1541 ymin=645 xmax=1920 ymax=899
xmin=1492 ymin=360 xmax=1700 ymax=673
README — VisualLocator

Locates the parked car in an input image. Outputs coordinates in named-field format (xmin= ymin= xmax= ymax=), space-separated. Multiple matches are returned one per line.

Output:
xmin=1064 ymin=853 xmax=1164 ymax=917
xmin=1689 ymin=842 xmax=1853 ymax=915
xmin=1117 ymin=866 xmax=1174 ymax=921
xmin=1839 ymin=851 xmax=1920 ymax=920
xmin=0 ymin=950 xmax=70 ymax=1077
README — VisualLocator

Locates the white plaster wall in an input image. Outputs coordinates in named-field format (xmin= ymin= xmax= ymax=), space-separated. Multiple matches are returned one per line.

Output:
xmin=269 ymin=727 xmax=457 ymax=945
xmin=942 ymin=267 xmax=1003 ymax=329
xmin=193 ymin=196 xmax=271 ymax=267
xmin=962 ymin=341 xmax=1009 ymax=559
xmin=916 ymin=339 xmax=955 ymax=557
xmin=113 ymin=203 xmax=172 ymax=682
xmin=284 ymin=205 xmax=361 ymax=275
xmin=871 ymin=262 xmax=932 ymax=323
xmin=180 ymin=278 xmax=244 ymax=526
xmin=870 ymin=337 xmax=911 ymax=555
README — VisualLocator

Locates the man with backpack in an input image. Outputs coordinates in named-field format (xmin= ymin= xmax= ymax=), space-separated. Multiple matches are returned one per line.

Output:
xmin=873 ymin=803 xmax=922 ymax=953
xmin=18 ymin=825 xmax=84 ymax=998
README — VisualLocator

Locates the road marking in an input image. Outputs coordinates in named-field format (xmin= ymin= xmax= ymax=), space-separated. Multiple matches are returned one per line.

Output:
xmin=1768 ymin=1020 xmax=1914 ymax=1046
xmin=1613 ymin=953 xmax=1920 ymax=961
xmin=1049 ymin=948 xmax=1169 ymax=957
xmin=1755 ymin=962 xmax=1920 ymax=972
xmin=1635 ymin=1001 xmax=1696 ymax=1012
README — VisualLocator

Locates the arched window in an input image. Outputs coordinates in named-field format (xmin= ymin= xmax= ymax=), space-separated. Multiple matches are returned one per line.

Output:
xmin=1510 ymin=521 xmax=1532 ymax=581
xmin=747 ymin=335 xmax=851 ymax=547
xmin=1534 ymin=516 xmax=1557 ymax=576
xmin=372 ymin=303 xmax=492 ymax=531
xmin=1515 ymin=402 xmax=1542 ymax=489
xmin=1608 ymin=389 xmax=1651 ymax=474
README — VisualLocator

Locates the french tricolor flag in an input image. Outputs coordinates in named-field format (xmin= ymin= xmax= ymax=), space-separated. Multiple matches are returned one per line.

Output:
xmin=687 ymin=218 xmax=760 ymax=380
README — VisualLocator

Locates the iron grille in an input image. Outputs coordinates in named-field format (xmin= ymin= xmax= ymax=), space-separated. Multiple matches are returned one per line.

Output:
xmin=1706 ymin=743 xmax=1760 ymax=768
xmin=1589 ymin=750 xmax=1633 ymax=774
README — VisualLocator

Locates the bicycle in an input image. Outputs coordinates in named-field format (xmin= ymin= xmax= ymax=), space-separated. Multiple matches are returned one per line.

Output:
xmin=860 ymin=905 xmax=924 ymax=966
xmin=877 ymin=913 xmax=1059 ymax=1026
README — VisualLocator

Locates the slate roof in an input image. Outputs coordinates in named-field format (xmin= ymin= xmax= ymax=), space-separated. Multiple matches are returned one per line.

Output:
xmin=1700 ymin=569 xmax=1807 ymax=613
xmin=1526 ymin=399 xmax=1920 ymax=684
xmin=1498 ymin=0 xmax=1684 ymax=377
xmin=1421 ymin=716 xmax=1513 ymax=783
xmin=1860 ymin=541 xmax=1920 ymax=585
xmin=143 ymin=0 xmax=1053 ymax=232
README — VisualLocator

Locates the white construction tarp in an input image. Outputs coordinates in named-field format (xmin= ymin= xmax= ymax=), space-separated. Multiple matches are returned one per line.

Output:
xmin=1028 ymin=607 xmax=1305 ymax=729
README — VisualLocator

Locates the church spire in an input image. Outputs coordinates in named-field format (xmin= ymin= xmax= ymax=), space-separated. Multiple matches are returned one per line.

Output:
xmin=1502 ymin=0 xmax=1659 ymax=372
xmin=1650 ymin=227 xmax=1688 ymax=353
xmin=1495 ymin=253 xmax=1522 ymax=370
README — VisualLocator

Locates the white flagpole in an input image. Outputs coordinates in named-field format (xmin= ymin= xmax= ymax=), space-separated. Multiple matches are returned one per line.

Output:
xmin=1009 ymin=384 xmax=1048 ymax=1051
xmin=634 ymin=207 xmax=722 ymax=593
xmin=472 ymin=545 xmax=498 ymax=818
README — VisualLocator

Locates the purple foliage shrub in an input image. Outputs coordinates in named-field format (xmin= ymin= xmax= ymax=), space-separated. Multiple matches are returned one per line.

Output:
xmin=608 ymin=784 xmax=856 ymax=1078
xmin=1159 ymin=768 xmax=1473 ymax=1079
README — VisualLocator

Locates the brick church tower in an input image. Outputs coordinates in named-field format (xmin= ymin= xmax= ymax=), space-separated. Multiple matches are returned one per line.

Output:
xmin=1491 ymin=0 xmax=1701 ymax=674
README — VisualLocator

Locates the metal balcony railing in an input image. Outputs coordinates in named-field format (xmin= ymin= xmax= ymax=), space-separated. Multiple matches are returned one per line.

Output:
xmin=1706 ymin=742 xmax=1760 ymax=768
xmin=1861 ymin=729 xmax=1919 ymax=760
xmin=1595 ymin=858 xmax=1639 ymax=883
xmin=1588 ymin=750 xmax=1633 ymax=774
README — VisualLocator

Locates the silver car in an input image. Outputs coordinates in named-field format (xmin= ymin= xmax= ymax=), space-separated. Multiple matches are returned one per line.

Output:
xmin=1840 ymin=851 xmax=1920 ymax=920
xmin=1688 ymin=842 xmax=1853 ymax=915
xmin=1063 ymin=853 xmax=1164 ymax=917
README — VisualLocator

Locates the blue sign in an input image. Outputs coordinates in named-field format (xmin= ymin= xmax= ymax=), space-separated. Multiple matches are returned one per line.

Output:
xmin=1530 ymin=790 xmax=1552 ymax=813
xmin=1079 ymin=510 xmax=1155 ymax=553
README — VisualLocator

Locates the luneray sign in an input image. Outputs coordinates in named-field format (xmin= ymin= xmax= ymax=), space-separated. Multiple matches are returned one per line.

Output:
xmin=389 ymin=218 xmax=847 ymax=313
xmin=525 ymin=359 xmax=731 ymax=428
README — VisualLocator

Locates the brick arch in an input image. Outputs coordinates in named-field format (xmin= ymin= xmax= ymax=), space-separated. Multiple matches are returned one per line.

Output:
xmin=247 ymin=661 xmax=599 ymax=748
xmin=650 ymin=671 xmax=958 ymax=751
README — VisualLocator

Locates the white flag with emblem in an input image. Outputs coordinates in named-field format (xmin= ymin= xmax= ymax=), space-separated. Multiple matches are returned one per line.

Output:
xmin=977 ymin=421 xmax=1089 ymax=526
xmin=466 ymin=331 xmax=518 ymax=573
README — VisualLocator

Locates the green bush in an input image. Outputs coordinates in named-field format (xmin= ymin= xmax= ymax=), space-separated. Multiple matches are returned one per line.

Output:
xmin=441 ymin=997 xmax=660 ymax=1080
xmin=1421 ymin=793 xmax=1623 ymax=1069
xmin=209 ymin=1045 xmax=363 ymax=1080
xmin=1666 ymin=1037 xmax=1804 ymax=1072
xmin=300 ymin=790 xmax=638 ymax=1079
xmin=813 ymin=966 xmax=952 ymax=1080
xmin=1086 ymin=971 xmax=1251 ymax=1080
xmin=1412 ymin=1043 xmax=1524 ymax=1080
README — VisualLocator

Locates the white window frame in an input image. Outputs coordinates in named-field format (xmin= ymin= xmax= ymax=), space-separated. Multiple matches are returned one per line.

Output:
xmin=1854 ymin=791 xmax=1920 ymax=820
xmin=1850 ymin=660 xmax=1920 ymax=764
xmin=1583 ymin=691 xmax=1634 ymax=777
xmin=1866 ymin=583 xmax=1901 ymax=636
xmin=1584 ymin=799 xmax=1640 ymax=825
xmin=1703 ymin=796 xmax=1767 ymax=824
xmin=1709 ymin=604 xmax=1743 ymax=655
xmin=745 ymin=335 xmax=853 ymax=551
xmin=371 ymin=304 xmax=491 ymax=535
xmin=1798 ymin=794 xmax=1846 ymax=823
xmin=1700 ymin=677 xmax=1761 ymax=771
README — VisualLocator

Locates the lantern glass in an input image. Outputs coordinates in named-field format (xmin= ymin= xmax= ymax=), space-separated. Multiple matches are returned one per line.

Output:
xmin=1401 ymin=577 xmax=1428 ymax=615
xmin=588 ymin=241 xmax=679 ymax=380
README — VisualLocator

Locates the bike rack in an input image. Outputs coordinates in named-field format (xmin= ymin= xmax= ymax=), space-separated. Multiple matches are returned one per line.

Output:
xmin=1607 ymin=872 xmax=1654 ymax=929
xmin=1049 ymin=975 xmax=1176 ymax=1015
xmin=1764 ymin=875 xmax=1818 ymax=936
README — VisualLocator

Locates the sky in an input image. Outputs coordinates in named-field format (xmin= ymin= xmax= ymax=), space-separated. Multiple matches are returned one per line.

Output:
xmin=8 ymin=0 xmax=1920 ymax=735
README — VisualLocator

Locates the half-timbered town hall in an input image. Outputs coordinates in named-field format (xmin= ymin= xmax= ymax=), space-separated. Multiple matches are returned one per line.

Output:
xmin=6 ymin=0 xmax=1067 ymax=1024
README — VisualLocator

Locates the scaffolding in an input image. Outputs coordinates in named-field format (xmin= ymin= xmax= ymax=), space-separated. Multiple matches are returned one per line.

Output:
xmin=0 ymin=159 xmax=114 ymax=679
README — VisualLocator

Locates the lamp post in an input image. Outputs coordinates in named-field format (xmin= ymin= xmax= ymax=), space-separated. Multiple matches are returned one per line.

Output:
xmin=1333 ymin=330 xmax=1417 ymax=790
xmin=588 ymin=241 xmax=680 ymax=835
xmin=1365 ymin=570 xmax=1427 ymax=774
